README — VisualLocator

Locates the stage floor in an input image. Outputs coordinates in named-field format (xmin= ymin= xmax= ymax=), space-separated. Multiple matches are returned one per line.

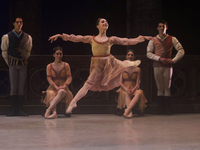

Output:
xmin=0 ymin=114 xmax=199 ymax=150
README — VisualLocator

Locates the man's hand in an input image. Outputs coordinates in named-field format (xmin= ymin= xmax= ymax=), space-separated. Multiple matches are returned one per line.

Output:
xmin=159 ymin=58 xmax=173 ymax=65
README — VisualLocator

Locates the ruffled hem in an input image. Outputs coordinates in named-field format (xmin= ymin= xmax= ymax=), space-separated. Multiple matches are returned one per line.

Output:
xmin=86 ymin=55 xmax=140 ymax=91
xmin=116 ymin=88 xmax=147 ymax=112
xmin=43 ymin=87 xmax=73 ymax=107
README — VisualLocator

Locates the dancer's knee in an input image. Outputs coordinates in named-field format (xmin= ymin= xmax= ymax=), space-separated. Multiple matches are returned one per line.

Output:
xmin=58 ymin=89 xmax=66 ymax=96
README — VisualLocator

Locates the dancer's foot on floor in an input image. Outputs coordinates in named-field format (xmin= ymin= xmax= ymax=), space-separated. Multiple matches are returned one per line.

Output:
xmin=46 ymin=113 xmax=57 ymax=119
xmin=44 ymin=109 xmax=51 ymax=118
xmin=124 ymin=108 xmax=133 ymax=118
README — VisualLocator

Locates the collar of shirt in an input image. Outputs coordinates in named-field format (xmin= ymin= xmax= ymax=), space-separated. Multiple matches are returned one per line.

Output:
xmin=157 ymin=34 xmax=169 ymax=41
xmin=12 ymin=29 xmax=23 ymax=38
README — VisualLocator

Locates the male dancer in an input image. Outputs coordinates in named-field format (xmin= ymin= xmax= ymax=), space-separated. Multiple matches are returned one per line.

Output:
xmin=147 ymin=20 xmax=184 ymax=115
xmin=1 ymin=16 xmax=32 ymax=116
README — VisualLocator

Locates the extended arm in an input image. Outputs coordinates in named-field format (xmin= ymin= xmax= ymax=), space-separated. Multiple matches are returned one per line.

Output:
xmin=110 ymin=35 xmax=151 ymax=46
xmin=48 ymin=33 xmax=93 ymax=43
xmin=1 ymin=35 xmax=9 ymax=65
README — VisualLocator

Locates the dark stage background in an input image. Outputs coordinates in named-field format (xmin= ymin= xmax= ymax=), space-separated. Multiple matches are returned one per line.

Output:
xmin=0 ymin=0 xmax=200 ymax=114
xmin=0 ymin=0 xmax=199 ymax=55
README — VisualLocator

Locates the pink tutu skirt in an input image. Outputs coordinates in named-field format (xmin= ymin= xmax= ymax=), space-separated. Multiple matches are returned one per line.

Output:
xmin=86 ymin=54 xmax=140 ymax=91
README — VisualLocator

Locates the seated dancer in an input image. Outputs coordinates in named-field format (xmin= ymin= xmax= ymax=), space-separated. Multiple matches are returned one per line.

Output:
xmin=48 ymin=18 xmax=151 ymax=115
xmin=44 ymin=46 xmax=73 ymax=119
xmin=116 ymin=50 xmax=147 ymax=118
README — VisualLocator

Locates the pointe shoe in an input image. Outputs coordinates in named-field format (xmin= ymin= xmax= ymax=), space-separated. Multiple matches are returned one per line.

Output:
xmin=123 ymin=108 xmax=130 ymax=117
xmin=46 ymin=113 xmax=57 ymax=119
xmin=124 ymin=112 xmax=133 ymax=119
xmin=123 ymin=109 xmax=133 ymax=119
xmin=44 ymin=109 xmax=51 ymax=118
xmin=66 ymin=102 xmax=77 ymax=114
xmin=125 ymin=112 xmax=133 ymax=119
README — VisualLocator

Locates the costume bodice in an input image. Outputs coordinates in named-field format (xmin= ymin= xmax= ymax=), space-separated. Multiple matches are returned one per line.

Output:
xmin=122 ymin=69 xmax=138 ymax=88
xmin=91 ymin=36 xmax=111 ymax=56
xmin=46 ymin=62 xmax=72 ymax=89
xmin=49 ymin=63 xmax=67 ymax=81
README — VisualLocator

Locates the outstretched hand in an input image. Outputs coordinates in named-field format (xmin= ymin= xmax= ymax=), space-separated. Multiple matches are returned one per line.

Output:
xmin=137 ymin=35 xmax=153 ymax=42
xmin=137 ymin=35 xmax=145 ymax=42
xmin=144 ymin=36 xmax=153 ymax=40
xmin=48 ymin=34 xmax=61 ymax=43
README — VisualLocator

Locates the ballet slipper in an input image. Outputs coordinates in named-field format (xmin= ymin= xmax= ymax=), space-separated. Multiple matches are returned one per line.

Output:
xmin=46 ymin=113 xmax=57 ymax=119
xmin=66 ymin=101 xmax=77 ymax=114
xmin=123 ymin=108 xmax=132 ymax=118
xmin=126 ymin=112 xmax=133 ymax=118
xmin=44 ymin=108 xmax=51 ymax=118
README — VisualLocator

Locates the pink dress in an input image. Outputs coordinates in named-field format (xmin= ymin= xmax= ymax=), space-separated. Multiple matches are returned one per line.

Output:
xmin=117 ymin=68 xmax=147 ymax=112
xmin=86 ymin=36 xmax=140 ymax=91
xmin=43 ymin=62 xmax=73 ymax=107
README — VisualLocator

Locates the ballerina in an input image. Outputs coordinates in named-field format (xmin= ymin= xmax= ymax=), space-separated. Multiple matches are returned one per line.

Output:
xmin=47 ymin=18 xmax=151 ymax=116
xmin=116 ymin=50 xmax=147 ymax=118
xmin=44 ymin=46 xmax=73 ymax=119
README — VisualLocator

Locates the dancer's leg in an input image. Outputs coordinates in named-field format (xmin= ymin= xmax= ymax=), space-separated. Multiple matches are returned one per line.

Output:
xmin=47 ymin=107 xmax=57 ymax=119
xmin=45 ymin=89 xmax=66 ymax=118
xmin=124 ymin=93 xmax=141 ymax=117
xmin=154 ymin=67 xmax=164 ymax=96
xmin=163 ymin=67 xmax=173 ymax=96
xmin=163 ymin=67 xmax=173 ymax=115
xmin=18 ymin=65 xmax=27 ymax=95
xmin=66 ymin=83 xmax=92 ymax=113
xmin=124 ymin=94 xmax=133 ymax=118
xmin=9 ymin=66 xmax=18 ymax=95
